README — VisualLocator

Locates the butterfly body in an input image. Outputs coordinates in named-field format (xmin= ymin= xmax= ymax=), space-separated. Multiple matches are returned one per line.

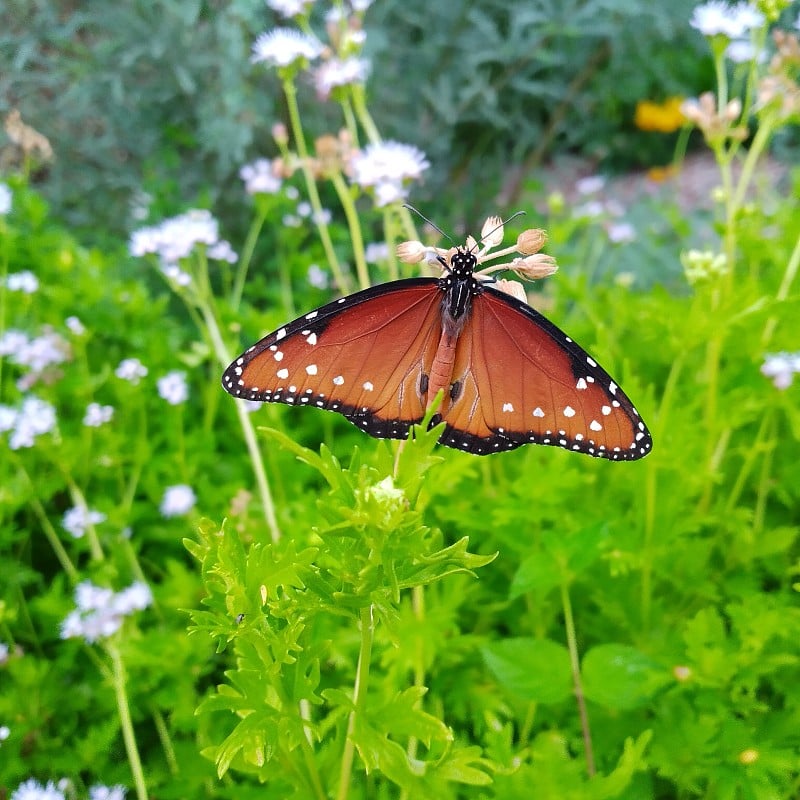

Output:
xmin=223 ymin=247 xmax=652 ymax=460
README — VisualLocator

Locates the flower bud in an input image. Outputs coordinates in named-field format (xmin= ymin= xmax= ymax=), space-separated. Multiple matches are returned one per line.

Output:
xmin=494 ymin=278 xmax=528 ymax=304
xmin=272 ymin=122 xmax=288 ymax=146
xmin=396 ymin=240 xmax=428 ymax=263
xmin=510 ymin=254 xmax=558 ymax=281
xmin=516 ymin=228 xmax=547 ymax=255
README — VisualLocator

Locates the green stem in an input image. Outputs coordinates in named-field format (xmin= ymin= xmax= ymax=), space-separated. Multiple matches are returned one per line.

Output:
xmin=350 ymin=84 xmax=381 ymax=144
xmin=282 ymin=76 xmax=350 ymax=294
xmin=560 ymin=579 xmax=595 ymax=777
xmin=331 ymin=170 xmax=370 ymax=290
xmin=762 ymin=230 xmax=800 ymax=347
xmin=231 ymin=206 xmax=269 ymax=310
xmin=108 ymin=642 xmax=149 ymax=800
xmin=200 ymin=300 xmax=281 ymax=542
xmin=151 ymin=705 xmax=179 ymax=775
xmin=337 ymin=604 xmax=375 ymax=800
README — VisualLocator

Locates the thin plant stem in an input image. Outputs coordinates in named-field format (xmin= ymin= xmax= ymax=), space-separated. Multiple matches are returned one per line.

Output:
xmin=107 ymin=641 xmax=149 ymax=800
xmin=762 ymin=230 xmax=800 ymax=347
xmin=282 ymin=77 xmax=350 ymax=294
xmin=151 ymin=705 xmax=179 ymax=775
xmin=350 ymin=84 xmax=381 ymax=144
xmin=330 ymin=170 xmax=370 ymax=289
xmin=725 ymin=412 xmax=772 ymax=513
xmin=337 ymin=604 xmax=375 ymax=800
xmin=560 ymin=579 xmax=595 ymax=777
xmin=231 ymin=205 xmax=269 ymax=310
xmin=20 ymin=473 xmax=79 ymax=583
xmin=382 ymin=207 xmax=400 ymax=281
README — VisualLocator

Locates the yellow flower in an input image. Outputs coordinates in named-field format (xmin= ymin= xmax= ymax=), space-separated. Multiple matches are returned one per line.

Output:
xmin=634 ymin=97 xmax=686 ymax=133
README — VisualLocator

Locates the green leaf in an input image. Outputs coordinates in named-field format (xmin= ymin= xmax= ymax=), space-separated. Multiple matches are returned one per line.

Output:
xmin=482 ymin=638 xmax=572 ymax=703
xmin=582 ymin=644 xmax=669 ymax=710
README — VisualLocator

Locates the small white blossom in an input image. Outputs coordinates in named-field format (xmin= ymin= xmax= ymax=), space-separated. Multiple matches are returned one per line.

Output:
xmin=285 ymin=185 xmax=299 ymax=200
xmin=0 ymin=405 xmax=17 ymax=432
xmin=62 ymin=506 xmax=107 ymax=539
xmin=60 ymin=580 xmax=152 ymax=644
xmin=160 ymin=263 xmax=192 ymax=287
xmin=266 ymin=0 xmax=316 ymax=18
xmin=251 ymin=28 xmax=323 ymax=68
xmin=240 ymin=159 xmax=282 ymax=195
xmin=6 ymin=396 xmax=57 ymax=450
xmin=208 ymin=240 xmax=238 ymax=263
xmin=365 ymin=242 xmax=390 ymax=263
xmin=761 ymin=352 xmax=800 ymax=390
xmin=283 ymin=213 xmax=302 ymax=227
xmin=351 ymin=141 xmax=430 ymax=188
xmin=0 ymin=642 xmax=10 ymax=664
xmin=6 ymin=271 xmax=39 ymax=293
xmin=690 ymin=2 xmax=764 ymax=38
xmin=112 ymin=582 xmax=153 ymax=614
xmin=160 ymin=484 xmax=197 ymax=517
xmin=573 ymin=200 xmax=605 ymax=218
xmin=607 ymin=222 xmax=637 ymax=243
xmin=157 ymin=371 xmax=189 ymax=405
xmin=313 ymin=208 xmax=332 ymax=225
xmin=115 ymin=358 xmax=148 ymax=384
xmin=11 ymin=330 xmax=70 ymax=374
xmin=297 ymin=201 xmax=312 ymax=217
xmin=0 ymin=183 xmax=11 ymax=215
xmin=129 ymin=209 xmax=220 ymax=263
xmin=89 ymin=786 xmax=126 ymax=800
xmin=575 ymin=175 xmax=606 ymax=195
xmin=83 ymin=402 xmax=114 ymax=427
xmin=314 ymin=57 xmax=370 ymax=98
xmin=11 ymin=778 xmax=65 ymax=800
xmin=65 ymin=316 xmax=86 ymax=335
xmin=307 ymin=263 xmax=328 ymax=289
xmin=726 ymin=38 xmax=765 ymax=63
xmin=0 ymin=329 xmax=29 ymax=356
xmin=0 ymin=725 xmax=9 ymax=743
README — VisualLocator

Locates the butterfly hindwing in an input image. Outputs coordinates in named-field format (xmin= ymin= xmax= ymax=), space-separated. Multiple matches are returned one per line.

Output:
xmin=439 ymin=286 xmax=652 ymax=460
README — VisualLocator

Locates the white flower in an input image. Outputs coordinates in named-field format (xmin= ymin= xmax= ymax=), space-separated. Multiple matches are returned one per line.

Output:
xmin=11 ymin=778 xmax=65 ymax=800
xmin=160 ymin=263 xmax=192 ymax=287
xmin=761 ymin=352 xmax=800 ymax=390
xmin=89 ymin=786 xmax=126 ymax=800
xmin=690 ymin=2 xmax=764 ymax=38
xmin=607 ymin=222 xmax=637 ymax=243
xmin=12 ymin=330 xmax=70 ymax=374
xmin=314 ymin=57 xmax=370 ymax=98
xmin=251 ymin=28 xmax=323 ymax=68
xmin=0 ymin=724 xmax=9 ymax=742
xmin=6 ymin=396 xmax=57 ymax=450
xmin=208 ymin=240 xmax=238 ymax=263
xmin=75 ymin=581 xmax=115 ymax=611
xmin=725 ymin=38 xmax=766 ymax=63
xmin=350 ymin=141 xmax=430 ymax=208
xmin=62 ymin=506 xmax=107 ymax=539
xmin=365 ymin=242 xmax=390 ymax=263
xmin=157 ymin=371 xmax=189 ymax=405
xmin=575 ymin=175 xmax=606 ymax=195
xmin=65 ymin=316 xmax=86 ymax=335
xmin=83 ymin=402 xmax=114 ymax=427
xmin=129 ymin=209 xmax=220 ymax=263
xmin=0 ymin=183 xmax=11 ymax=215
xmin=313 ymin=208 xmax=332 ymax=225
xmin=0 ymin=642 xmax=10 ymax=664
xmin=297 ymin=201 xmax=312 ymax=217
xmin=266 ymin=0 xmax=316 ymax=18
xmin=240 ymin=159 xmax=282 ymax=195
xmin=6 ymin=271 xmax=39 ymax=293
xmin=0 ymin=329 xmax=29 ymax=356
xmin=0 ymin=405 xmax=17 ymax=432
xmin=160 ymin=484 xmax=197 ymax=517
xmin=112 ymin=582 xmax=153 ymax=614
xmin=115 ymin=358 xmax=148 ymax=384
xmin=307 ymin=263 xmax=328 ymax=289
xmin=282 ymin=213 xmax=302 ymax=227
xmin=285 ymin=185 xmax=299 ymax=200
xmin=573 ymin=200 xmax=605 ymax=218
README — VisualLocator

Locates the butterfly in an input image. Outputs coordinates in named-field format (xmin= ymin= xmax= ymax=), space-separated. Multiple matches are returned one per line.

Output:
xmin=222 ymin=218 xmax=651 ymax=460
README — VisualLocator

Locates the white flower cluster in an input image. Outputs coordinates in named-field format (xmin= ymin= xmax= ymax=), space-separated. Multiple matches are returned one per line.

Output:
xmin=129 ymin=209 xmax=238 ymax=272
xmin=160 ymin=484 xmax=197 ymax=517
xmin=157 ymin=371 xmax=189 ymax=405
xmin=10 ymin=778 xmax=65 ymax=800
xmin=251 ymin=28 xmax=323 ymax=67
xmin=761 ymin=352 xmax=800 ymax=390
xmin=83 ymin=402 xmax=114 ymax=427
xmin=5 ymin=271 xmax=39 ymax=293
xmin=0 ymin=182 xmax=11 ymax=215
xmin=60 ymin=580 xmax=152 ymax=643
xmin=240 ymin=159 xmax=283 ymax=195
xmin=62 ymin=505 xmax=107 ymax=539
xmin=115 ymin=357 xmax=148 ymax=384
xmin=0 ymin=328 xmax=71 ymax=389
xmin=689 ymin=1 xmax=765 ymax=63
xmin=349 ymin=141 xmax=430 ymax=207
xmin=0 ymin=396 xmax=57 ymax=450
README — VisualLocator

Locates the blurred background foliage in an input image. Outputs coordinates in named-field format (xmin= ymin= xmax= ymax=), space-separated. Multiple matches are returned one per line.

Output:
xmin=2 ymin=0 xmax=713 ymax=240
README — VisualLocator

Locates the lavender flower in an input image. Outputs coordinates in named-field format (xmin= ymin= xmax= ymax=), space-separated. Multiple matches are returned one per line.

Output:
xmin=6 ymin=271 xmax=39 ymax=293
xmin=157 ymin=371 xmax=189 ymax=405
xmin=240 ymin=159 xmax=283 ymax=195
xmin=60 ymin=580 xmax=152 ymax=644
xmin=83 ymin=403 xmax=114 ymax=427
xmin=89 ymin=787 xmax=126 ymax=800
xmin=115 ymin=358 xmax=148 ymax=384
xmin=4 ymin=396 xmax=57 ymax=450
xmin=761 ymin=352 xmax=800 ymax=390
xmin=10 ymin=778 xmax=65 ymax=800
xmin=314 ymin=57 xmax=370 ymax=99
xmin=62 ymin=505 xmax=107 ymax=539
xmin=160 ymin=484 xmax=197 ymax=517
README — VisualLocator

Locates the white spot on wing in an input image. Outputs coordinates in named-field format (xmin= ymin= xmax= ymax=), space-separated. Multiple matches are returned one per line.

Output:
xmin=333 ymin=375 xmax=344 ymax=386
xmin=274 ymin=350 xmax=284 ymax=362
xmin=533 ymin=407 xmax=545 ymax=418
xmin=587 ymin=356 xmax=597 ymax=367
xmin=363 ymin=381 xmax=374 ymax=391
xmin=563 ymin=406 xmax=576 ymax=418
xmin=306 ymin=332 xmax=317 ymax=345
xmin=306 ymin=364 xmax=318 ymax=375
xmin=609 ymin=381 xmax=618 ymax=395
xmin=590 ymin=419 xmax=602 ymax=432
xmin=276 ymin=328 xmax=287 ymax=340
xmin=502 ymin=402 xmax=514 ymax=412
xmin=305 ymin=311 xmax=318 ymax=320
xmin=277 ymin=368 xmax=289 ymax=380
xmin=601 ymin=405 xmax=611 ymax=415
xmin=576 ymin=378 xmax=588 ymax=390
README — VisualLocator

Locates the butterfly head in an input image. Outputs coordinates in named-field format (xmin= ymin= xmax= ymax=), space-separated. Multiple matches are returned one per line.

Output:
xmin=448 ymin=248 xmax=478 ymax=278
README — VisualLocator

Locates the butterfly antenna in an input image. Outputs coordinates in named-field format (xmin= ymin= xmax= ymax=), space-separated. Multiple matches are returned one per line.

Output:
xmin=403 ymin=204 xmax=454 ymax=244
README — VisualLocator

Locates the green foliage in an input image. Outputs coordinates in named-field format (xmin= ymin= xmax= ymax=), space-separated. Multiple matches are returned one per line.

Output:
xmin=3 ymin=4 xmax=800 ymax=799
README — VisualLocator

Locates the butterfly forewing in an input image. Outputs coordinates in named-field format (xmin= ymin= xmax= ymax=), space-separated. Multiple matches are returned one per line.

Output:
xmin=223 ymin=279 xmax=443 ymax=439
xmin=439 ymin=287 xmax=651 ymax=460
